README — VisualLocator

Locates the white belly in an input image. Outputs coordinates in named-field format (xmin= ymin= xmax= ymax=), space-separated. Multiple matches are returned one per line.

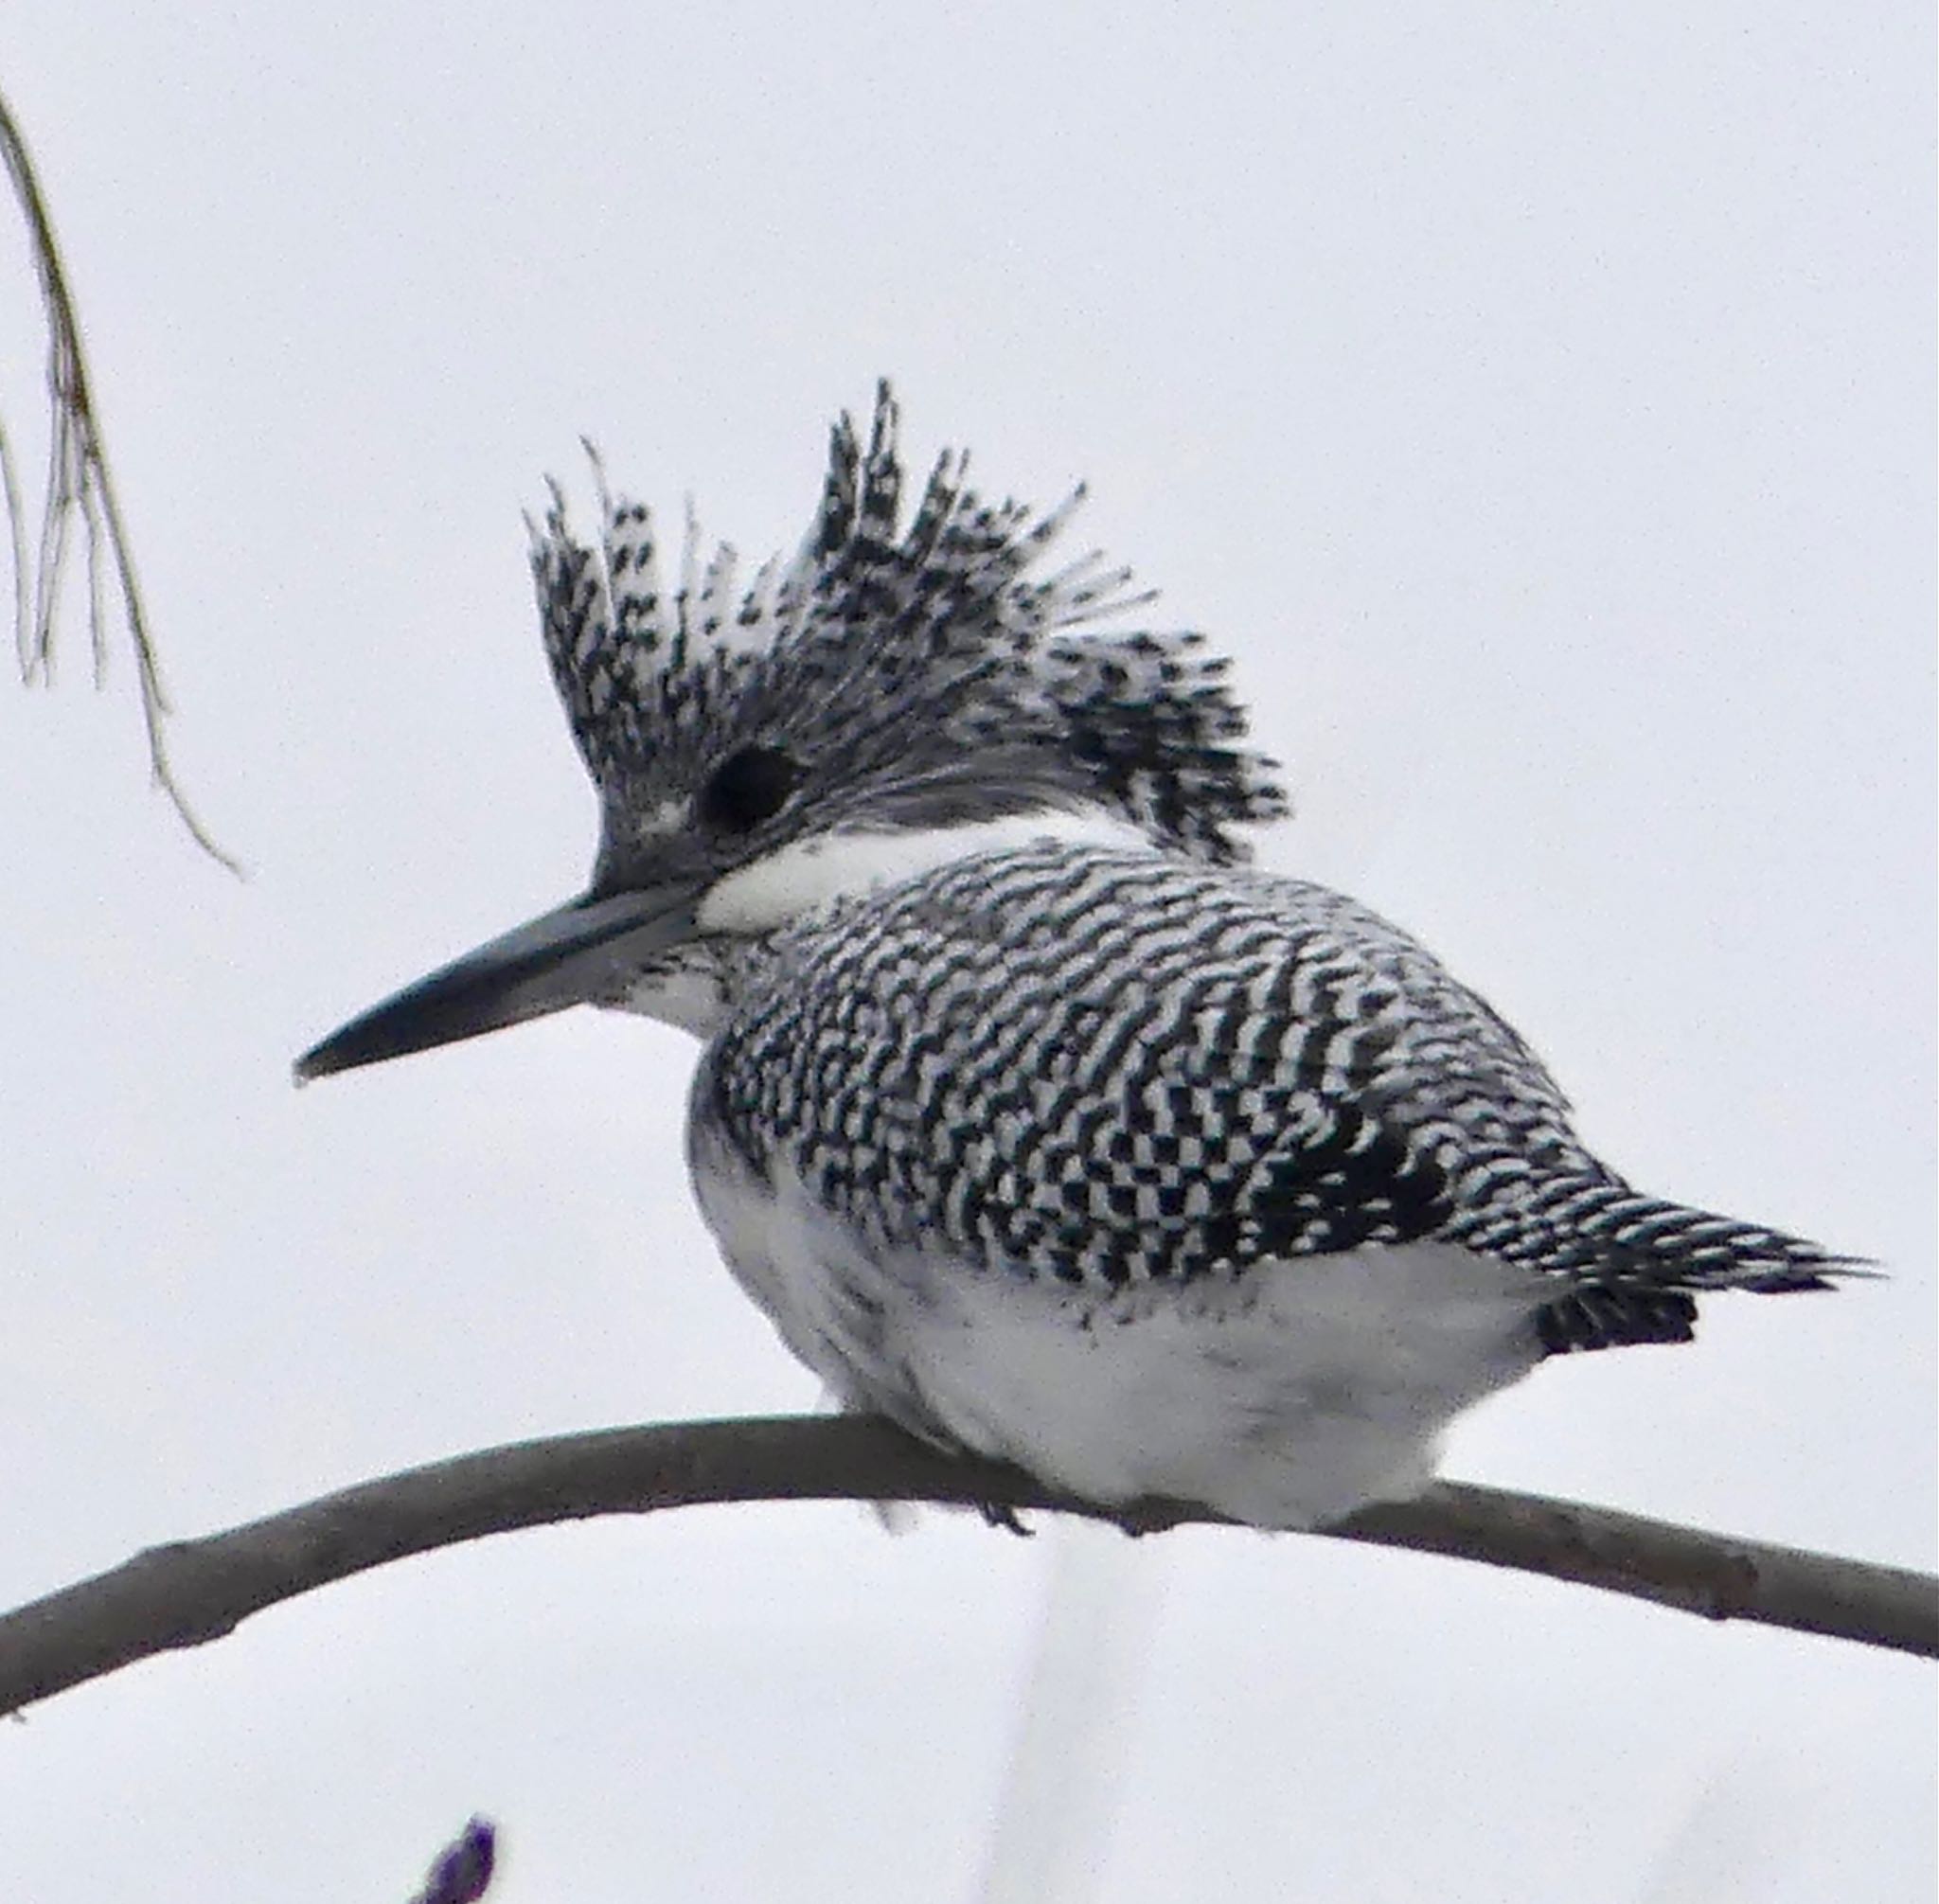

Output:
xmin=690 ymin=1139 xmax=1546 ymax=1530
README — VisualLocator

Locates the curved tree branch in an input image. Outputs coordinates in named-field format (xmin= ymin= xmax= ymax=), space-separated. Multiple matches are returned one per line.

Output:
xmin=1 ymin=1415 xmax=1930 ymax=1713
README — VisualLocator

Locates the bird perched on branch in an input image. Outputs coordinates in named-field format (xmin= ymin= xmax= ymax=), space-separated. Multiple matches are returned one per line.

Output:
xmin=297 ymin=384 xmax=1852 ymax=1529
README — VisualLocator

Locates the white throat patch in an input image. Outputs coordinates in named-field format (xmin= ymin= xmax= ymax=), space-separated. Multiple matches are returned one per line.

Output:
xmin=696 ymin=808 xmax=1155 ymax=935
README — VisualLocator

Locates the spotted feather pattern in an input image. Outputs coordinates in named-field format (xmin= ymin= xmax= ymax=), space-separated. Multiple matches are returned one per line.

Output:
xmin=703 ymin=842 xmax=1846 ymax=1355
xmin=528 ymin=383 xmax=1285 ymax=869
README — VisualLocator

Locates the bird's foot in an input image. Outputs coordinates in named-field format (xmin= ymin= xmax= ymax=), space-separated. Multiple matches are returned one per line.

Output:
xmin=977 ymin=1500 xmax=1037 ymax=1538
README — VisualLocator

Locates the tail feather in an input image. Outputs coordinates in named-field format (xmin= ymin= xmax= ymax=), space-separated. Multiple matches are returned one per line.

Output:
xmin=1468 ymin=1181 xmax=1870 ymax=1357
xmin=1538 ymin=1285 xmax=1699 ymax=1354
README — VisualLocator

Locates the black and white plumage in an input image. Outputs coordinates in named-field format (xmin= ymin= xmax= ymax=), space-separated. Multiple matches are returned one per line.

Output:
xmin=298 ymin=383 xmax=1852 ymax=1528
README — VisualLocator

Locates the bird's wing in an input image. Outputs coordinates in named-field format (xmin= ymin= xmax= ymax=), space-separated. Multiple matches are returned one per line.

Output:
xmin=705 ymin=843 xmax=1843 ymax=1352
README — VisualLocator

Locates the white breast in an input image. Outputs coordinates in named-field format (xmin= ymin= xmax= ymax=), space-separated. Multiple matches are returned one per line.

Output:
xmin=688 ymin=1130 xmax=1546 ymax=1530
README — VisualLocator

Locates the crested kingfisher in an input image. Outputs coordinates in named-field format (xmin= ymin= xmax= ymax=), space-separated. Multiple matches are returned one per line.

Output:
xmin=297 ymin=385 xmax=1849 ymax=1528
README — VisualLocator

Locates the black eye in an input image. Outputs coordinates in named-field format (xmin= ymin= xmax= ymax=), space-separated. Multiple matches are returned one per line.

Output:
xmin=698 ymin=745 xmax=801 ymax=832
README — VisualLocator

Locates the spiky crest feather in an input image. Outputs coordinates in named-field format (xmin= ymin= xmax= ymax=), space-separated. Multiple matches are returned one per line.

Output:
xmin=528 ymin=383 xmax=1287 ymax=867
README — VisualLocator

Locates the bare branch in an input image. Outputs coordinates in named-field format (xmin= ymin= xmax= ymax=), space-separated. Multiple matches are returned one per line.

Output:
xmin=0 ymin=1415 xmax=1930 ymax=1715
xmin=0 ymin=84 xmax=240 ymax=872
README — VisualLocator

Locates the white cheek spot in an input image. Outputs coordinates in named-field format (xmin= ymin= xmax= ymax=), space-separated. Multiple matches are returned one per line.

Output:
xmin=628 ymin=797 xmax=689 ymax=846
xmin=697 ymin=808 xmax=1155 ymax=934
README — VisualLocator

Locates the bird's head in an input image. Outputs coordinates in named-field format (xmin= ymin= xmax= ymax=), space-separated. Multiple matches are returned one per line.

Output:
xmin=297 ymin=383 xmax=1286 ymax=1078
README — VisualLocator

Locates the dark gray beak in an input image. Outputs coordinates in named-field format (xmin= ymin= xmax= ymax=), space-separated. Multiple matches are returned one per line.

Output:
xmin=295 ymin=881 xmax=700 ymax=1081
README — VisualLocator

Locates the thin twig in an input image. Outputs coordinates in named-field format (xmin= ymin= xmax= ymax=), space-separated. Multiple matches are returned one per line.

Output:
xmin=0 ymin=83 xmax=240 ymax=871
xmin=0 ymin=1415 xmax=1930 ymax=1716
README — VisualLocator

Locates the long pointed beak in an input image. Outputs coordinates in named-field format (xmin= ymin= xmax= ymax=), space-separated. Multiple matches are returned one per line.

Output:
xmin=294 ymin=881 xmax=700 ymax=1081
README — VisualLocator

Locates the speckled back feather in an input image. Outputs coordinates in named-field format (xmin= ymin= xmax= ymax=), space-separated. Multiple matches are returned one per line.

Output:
xmin=702 ymin=843 xmax=1846 ymax=1355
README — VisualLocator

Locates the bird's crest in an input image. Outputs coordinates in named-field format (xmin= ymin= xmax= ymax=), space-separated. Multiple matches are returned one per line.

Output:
xmin=529 ymin=383 xmax=1287 ymax=863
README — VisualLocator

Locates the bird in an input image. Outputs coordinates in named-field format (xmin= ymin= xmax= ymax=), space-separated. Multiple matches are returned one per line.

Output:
xmin=296 ymin=383 xmax=1854 ymax=1530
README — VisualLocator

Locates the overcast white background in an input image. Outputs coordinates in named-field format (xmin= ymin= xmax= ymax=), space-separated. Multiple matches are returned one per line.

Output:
xmin=2 ymin=6 xmax=1931 ymax=1900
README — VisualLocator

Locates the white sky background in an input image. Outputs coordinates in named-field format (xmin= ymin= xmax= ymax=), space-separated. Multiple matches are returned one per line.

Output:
xmin=2 ymin=5 xmax=1932 ymax=1900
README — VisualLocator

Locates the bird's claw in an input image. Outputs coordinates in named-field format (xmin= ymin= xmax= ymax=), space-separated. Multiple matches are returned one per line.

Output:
xmin=978 ymin=1500 xmax=1036 ymax=1537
